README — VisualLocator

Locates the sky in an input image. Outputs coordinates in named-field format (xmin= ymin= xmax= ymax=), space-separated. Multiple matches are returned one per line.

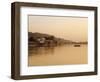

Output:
xmin=28 ymin=15 xmax=88 ymax=42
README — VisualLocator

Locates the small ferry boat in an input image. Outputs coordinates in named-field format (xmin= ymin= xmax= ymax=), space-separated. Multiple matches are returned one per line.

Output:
xmin=74 ymin=44 xmax=81 ymax=47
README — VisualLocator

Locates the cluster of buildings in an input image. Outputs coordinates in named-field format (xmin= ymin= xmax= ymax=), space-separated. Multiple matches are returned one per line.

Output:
xmin=28 ymin=36 xmax=58 ymax=47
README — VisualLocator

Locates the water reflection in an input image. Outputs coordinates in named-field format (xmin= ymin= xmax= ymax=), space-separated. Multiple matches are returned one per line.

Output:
xmin=28 ymin=44 xmax=88 ymax=66
xmin=29 ymin=46 xmax=55 ymax=56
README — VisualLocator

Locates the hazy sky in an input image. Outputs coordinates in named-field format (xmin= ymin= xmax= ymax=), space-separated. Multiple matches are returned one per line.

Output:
xmin=28 ymin=15 xmax=88 ymax=42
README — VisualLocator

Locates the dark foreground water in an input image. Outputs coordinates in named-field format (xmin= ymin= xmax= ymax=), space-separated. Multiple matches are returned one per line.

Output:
xmin=28 ymin=44 xmax=87 ymax=66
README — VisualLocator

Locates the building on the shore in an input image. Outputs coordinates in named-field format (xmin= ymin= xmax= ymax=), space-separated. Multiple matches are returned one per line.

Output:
xmin=28 ymin=36 xmax=57 ymax=47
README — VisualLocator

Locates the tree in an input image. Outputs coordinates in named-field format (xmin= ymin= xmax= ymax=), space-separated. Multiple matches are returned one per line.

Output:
xmin=28 ymin=37 xmax=34 ymax=41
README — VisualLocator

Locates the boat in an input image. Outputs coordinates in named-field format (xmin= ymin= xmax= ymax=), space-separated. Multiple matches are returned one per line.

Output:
xmin=74 ymin=44 xmax=81 ymax=47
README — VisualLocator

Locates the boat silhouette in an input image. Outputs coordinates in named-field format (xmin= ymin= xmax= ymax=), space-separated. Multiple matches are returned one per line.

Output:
xmin=74 ymin=44 xmax=81 ymax=47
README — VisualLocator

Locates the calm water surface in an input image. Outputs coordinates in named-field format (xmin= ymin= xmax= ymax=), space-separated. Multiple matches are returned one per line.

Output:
xmin=28 ymin=44 xmax=87 ymax=66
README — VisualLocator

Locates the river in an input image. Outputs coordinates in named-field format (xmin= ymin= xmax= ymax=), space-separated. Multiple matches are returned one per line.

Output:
xmin=28 ymin=44 xmax=87 ymax=66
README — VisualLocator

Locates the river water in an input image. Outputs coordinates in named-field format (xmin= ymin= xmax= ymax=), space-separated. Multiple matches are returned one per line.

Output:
xmin=28 ymin=44 xmax=88 ymax=66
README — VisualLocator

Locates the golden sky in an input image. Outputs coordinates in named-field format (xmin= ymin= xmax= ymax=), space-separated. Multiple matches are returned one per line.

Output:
xmin=28 ymin=15 xmax=88 ymax=42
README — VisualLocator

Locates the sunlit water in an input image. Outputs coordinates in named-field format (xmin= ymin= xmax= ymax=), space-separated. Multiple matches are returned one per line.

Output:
xmin=28 ymin=44 xmax=88 ymax=66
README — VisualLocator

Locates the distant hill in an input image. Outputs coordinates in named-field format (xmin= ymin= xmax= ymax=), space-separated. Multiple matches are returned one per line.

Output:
xmin=28 ymin=32 xmax=74 ymax=43
xmin=28 ymin=32 xmax=87 ymax=47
